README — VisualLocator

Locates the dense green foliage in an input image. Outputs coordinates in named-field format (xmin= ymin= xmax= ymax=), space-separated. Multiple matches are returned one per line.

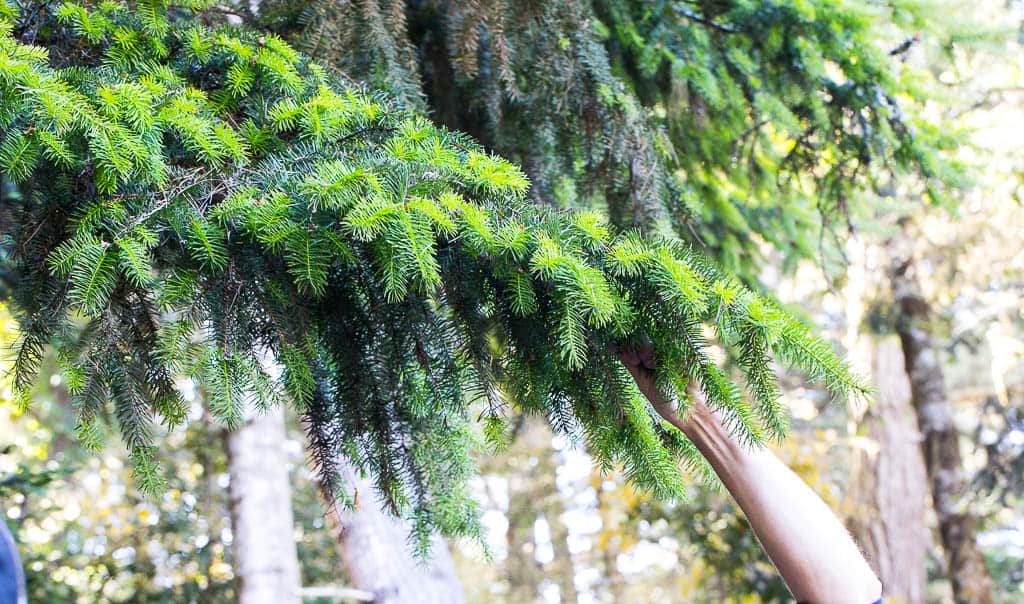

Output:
xmin=0 ymin=0 xmax=919 ymax=549
xmin=268 ymin=0 xmax=957 ymax=277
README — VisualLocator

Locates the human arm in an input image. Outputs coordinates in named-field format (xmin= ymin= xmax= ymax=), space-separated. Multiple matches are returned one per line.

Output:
xmin=619 ymin=347 xmax=883 ymax=604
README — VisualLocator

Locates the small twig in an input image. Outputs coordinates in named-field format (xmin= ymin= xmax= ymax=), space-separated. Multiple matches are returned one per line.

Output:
xmin=16 ymin=0 xmax=54 ymax=42
xmin=674 ymin=7 xmax=739 ymax=34
xmin=20 ymin=217 xmax=48 ymax=251
xmin=337 ymin=124 xmax=397 ymax=145
xmin=729 ymin=120 xmax=766 ymax=159
xmin=888 ymin=34 xmax=921 ymax=57
xmin=111 ymin=197 xmax=173 ymax=241
xmin=198 ymin=5 xmax=248 ymax=19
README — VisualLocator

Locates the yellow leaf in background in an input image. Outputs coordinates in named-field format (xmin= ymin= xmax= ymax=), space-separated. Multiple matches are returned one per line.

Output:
xmin=208 ymin=559 xmax=233 ymax=581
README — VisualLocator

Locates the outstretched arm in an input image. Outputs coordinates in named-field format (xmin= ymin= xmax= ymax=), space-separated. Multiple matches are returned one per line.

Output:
xmin=620 ymin=347 xmax=882 ymax=604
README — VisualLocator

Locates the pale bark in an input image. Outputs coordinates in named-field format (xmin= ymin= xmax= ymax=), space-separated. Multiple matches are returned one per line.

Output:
xmin=595 ymin=483 xmax=625 ymax=604
xmin=548 ymin=509 xmax=577 ymax=604
xmin=504 ymin=417 xmax=578 ymax=604
xmin=507 ymin=473 xmax=543 ymax=604
xmin=848 ymin=337 xmax=929 ymax=604
xmin=322 ymin=461 xmax=466 ymax=604
xmin=890 ymin=252 xmax=995 ymax=604
xmin=226 ymin=405 xmax=302 ymax=604
xmin=505 ymin=418 xmax=564 ymax=603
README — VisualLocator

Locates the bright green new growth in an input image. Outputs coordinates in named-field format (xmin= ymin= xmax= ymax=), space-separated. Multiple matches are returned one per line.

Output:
xmin=284 ymin=0 xmax=960 ymax=283
xmin=1 ymin=0 xmax=865 ymax=552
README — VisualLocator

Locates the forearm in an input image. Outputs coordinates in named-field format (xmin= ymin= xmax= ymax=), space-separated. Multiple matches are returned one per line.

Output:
xmin=673 ymin=392 xmax=882 ymax=604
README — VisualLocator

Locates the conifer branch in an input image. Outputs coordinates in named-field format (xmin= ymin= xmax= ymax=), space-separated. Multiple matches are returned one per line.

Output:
xmin=0 ymin=0 xmax=878 ymax=547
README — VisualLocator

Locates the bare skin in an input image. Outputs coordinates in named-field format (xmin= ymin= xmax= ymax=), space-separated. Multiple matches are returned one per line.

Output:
xmin=619 ymin=346 xmax=883 ymax=604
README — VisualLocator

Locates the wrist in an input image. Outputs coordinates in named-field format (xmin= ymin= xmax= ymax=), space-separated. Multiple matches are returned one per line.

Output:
xmin=678 ymin=397 xmax=747 ymax=469
xmin=677 ymin=399 xmax=718 ymax=442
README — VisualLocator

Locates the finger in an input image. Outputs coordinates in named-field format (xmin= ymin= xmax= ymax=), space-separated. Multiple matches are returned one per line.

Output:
xmin=630 ymin=345 xmax=656 ymax=369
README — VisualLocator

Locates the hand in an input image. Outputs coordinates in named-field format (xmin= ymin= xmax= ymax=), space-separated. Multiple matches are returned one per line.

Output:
xmin=617 ymin=344 xmax=686 ymax=428
xmin=619 ymin=346 xmax=882 ymax=604
xmin=617 ymin=344 xmax=717 ymax=436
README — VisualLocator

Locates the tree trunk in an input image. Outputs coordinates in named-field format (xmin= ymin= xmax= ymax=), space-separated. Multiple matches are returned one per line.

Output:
xmin=507 ymin=470 xmax=543 ymax=604
xmin=548 ymin=508 xmax=577 ymax=604
xmin=503 ymin=417 xmax=578 ymax=603
xmin=226 ymin=406 xmax=303 ymax=604
xmin=890 ymin=252 xmax=995 ymax=604
xmin=322 ymin=462 xmax=466 ymax=604
xmin=847 ymin=337 xmax=929 ymax=604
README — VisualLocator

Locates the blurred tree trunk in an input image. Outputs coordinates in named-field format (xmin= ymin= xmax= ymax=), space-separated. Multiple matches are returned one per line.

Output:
xmin=848 ymin=337 xmax=929 ymax=604
xmin=594 ymin=472 xmax=625 ymax=603
xmin=507 ymin=464 xmax=543 ymax=603
xmin=226 ymin=406 xmax=302 ymax=604
xmin=890 ymin=248 xmax=995 ymax=604
xmin=506 ymin=416 xmax=577 ymax=603
xmin=322 ymin=461 xmax=466 ymax=604
xmin=548 ymin=508 xmax=577 ymax=604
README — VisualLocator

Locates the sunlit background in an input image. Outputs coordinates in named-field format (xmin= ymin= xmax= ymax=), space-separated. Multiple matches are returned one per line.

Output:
xmin=3 ymin=0 xmax=1024 ymax=602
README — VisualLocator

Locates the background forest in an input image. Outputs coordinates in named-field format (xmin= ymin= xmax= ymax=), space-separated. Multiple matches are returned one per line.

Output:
xmin=1 ymin=0 xmax=1023 ymax=603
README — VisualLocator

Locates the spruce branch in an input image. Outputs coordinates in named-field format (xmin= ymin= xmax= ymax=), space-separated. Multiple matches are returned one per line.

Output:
xmin=0 ymin=0 xmax=871 ymax=548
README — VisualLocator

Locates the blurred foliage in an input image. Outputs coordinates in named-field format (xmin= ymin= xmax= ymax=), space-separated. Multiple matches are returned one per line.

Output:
xmin=452 ymin=420 xmax=821 ymax=603
xmin=618 ymin=437 xmax=836 ymax=602
xmin=0 ymin=306 xmax=341 ymax=603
